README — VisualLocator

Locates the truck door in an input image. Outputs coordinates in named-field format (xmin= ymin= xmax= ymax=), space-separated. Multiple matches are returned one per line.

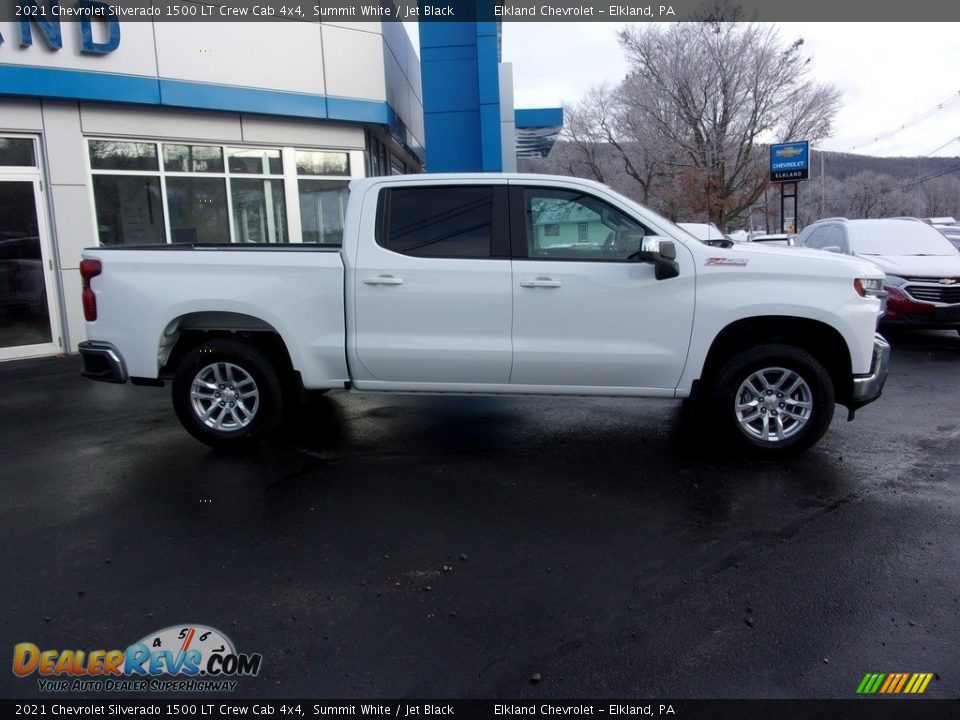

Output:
xmin=351 ymin=182 xmax=513 ymax=385
xmin=508 ymin=184 xmax=695 ymax=391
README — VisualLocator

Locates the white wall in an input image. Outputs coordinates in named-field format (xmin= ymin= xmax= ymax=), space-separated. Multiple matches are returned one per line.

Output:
xmin=499 ymin=63 xmax=517 ymax=174
xmin=0 ymin=20 xmax=424 ymax=147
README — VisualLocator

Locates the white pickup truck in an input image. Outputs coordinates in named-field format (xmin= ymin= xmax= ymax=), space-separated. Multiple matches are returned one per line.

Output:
xmin=79 ymin=173 xmax=890 ymax=457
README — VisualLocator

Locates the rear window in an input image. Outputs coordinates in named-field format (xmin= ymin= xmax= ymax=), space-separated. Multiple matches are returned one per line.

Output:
xmin=379 ymin=186 xmax=493 ymax=259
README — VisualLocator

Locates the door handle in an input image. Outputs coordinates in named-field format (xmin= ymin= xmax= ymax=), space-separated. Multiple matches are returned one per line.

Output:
xmin=363 ymin=275 xmax=404 ymax=286
xmin=520 ymin=278 xmax=562 ymax=288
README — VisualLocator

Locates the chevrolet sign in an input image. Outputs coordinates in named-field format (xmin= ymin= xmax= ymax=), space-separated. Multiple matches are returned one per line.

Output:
xmin=770 ymin=141 xmax=810 ymax=182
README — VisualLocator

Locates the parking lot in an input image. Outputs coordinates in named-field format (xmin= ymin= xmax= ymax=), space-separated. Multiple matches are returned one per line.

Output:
xmin=1 ymin=329 xmax=958 ymax=700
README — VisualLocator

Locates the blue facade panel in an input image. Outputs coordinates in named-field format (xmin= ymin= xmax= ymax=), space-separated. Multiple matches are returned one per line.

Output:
xmin=418 ymin=22 xmax=479 ymax=49
xmin=423 ymin=110 xmax=483 ymax=172
xmin=159 ymin=80 xmax=329 ymax=119
xmin=0 ymin=64 xmax=408 ymax=132
xmin=419 ymin=57 xmax=480 ymax=113
xmin=516 ymin=108 xmax=564 ymax=128
xmin=419 ymin=21 xmax=502 ymax=173
xmin=475 ymin=34 xmax=500 ymax=105
xmin=0 ymin=65 xmax=161 ymax=105
xmin=479 ymin=103 xmax=502 ymax=172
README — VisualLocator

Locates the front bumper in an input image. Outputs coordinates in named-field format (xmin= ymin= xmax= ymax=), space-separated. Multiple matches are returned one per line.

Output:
xmin=849 ymin=333 xmax=890 ymax=410
xmin=79 ymin=341 xmax=128 ymax=384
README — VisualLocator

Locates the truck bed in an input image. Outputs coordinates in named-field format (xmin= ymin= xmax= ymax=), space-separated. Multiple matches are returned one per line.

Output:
xmin=82 ymin=245 xmax=349 ymax=388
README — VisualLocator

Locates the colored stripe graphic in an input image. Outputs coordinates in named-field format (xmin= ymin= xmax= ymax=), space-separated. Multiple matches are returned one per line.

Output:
xmin=857 ymin=672 xmax=932 ymax=694
xmin=893 ymin=673 xmax=909 ymax=693
xmin=857 ymin=673 xmax=885 ymax=694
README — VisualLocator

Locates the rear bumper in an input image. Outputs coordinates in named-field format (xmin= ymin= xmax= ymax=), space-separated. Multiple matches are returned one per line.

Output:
xmin=849 ymin=334 xmax=890 ymax=409
xmin=78 ymin=341 xmax=128 ymax=384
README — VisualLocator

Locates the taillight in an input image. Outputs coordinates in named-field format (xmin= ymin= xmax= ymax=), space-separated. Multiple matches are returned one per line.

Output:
xmin=80 ymin=259 xmax=102 ymax=321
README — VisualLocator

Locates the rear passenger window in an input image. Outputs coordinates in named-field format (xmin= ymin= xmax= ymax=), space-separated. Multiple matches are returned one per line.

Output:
xmin=380 ymin=186 xmax=493 ymax=258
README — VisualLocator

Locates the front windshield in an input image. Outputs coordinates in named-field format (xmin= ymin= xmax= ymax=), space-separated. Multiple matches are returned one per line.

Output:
xmin=849 ymin=221 xmax=959 ymax=256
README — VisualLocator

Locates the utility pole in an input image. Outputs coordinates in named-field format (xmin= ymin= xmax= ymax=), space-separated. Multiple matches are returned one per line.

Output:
xmin=916 ymin=156 xmax=922 ymax=216
xmin=820 ymin=151 xmax=826 ymax=218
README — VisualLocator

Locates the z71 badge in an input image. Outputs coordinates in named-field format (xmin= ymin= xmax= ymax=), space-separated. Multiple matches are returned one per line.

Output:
xmin=706 ymin=257 xmax=749 ymax=266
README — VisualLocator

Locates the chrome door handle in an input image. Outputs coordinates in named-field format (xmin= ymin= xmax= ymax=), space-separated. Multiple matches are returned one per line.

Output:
xmin=363 ymin=275 xmax=404 ymax=286
xmin=520 ymin=278 xmax=562 ymax=288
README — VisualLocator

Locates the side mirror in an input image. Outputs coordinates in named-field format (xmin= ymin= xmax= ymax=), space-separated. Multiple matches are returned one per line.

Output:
xmin=822 ymin=245 xmax=843 ymax=253
xmin=637 ymin=236 xmax=680 ymax=280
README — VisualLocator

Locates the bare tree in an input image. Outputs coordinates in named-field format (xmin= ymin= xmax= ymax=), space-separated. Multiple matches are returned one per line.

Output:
xmin=554 ymin=84 xmax=672 ymax=206
xmin=616 ymin=22 xmax=841 ymax=227
xmin=557 ymin=86 xmax=615 ymax=184
xmin=922 ymin=175 xmax=960 ymax=218
xmin=838 ymin=171 xmax=912 ymax=219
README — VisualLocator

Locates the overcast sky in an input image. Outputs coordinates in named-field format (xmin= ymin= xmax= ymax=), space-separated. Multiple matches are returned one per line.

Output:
xmin=495 ymin=22 xmax=960 ymax=158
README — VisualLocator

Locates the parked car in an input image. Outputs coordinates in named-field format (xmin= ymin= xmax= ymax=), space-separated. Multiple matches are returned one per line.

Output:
xmin=795 ymin=217 xmax=960 ymax=333
xmin=677 ymin=222 xmax=735 ymax=247
xmin=933 ymin=225 xmax=960 ymax=251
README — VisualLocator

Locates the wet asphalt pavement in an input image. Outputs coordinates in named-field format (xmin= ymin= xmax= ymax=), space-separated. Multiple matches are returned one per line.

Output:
xmin=1 ymin=329 xmax=959 ymax=701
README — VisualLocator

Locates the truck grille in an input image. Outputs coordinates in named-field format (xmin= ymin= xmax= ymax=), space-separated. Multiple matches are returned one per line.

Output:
xmin=904 ymin=284 xmax=960 ymax=304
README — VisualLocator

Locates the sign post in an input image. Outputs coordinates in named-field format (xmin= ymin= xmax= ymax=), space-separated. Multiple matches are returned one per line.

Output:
xmin=769 ymin=141 xmax=809 ymax=234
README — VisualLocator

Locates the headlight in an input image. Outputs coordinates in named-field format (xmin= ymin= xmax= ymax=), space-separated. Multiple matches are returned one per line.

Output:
xmin=883 ymin=274 xmax=908 ymax=288
xmin=854 ymin=277 xmax=884 ymax=297
xmin=855 ymin=277 xmax=888 ymax=318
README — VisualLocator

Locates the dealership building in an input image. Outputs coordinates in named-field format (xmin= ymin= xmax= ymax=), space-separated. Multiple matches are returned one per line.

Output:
xmin=0 ymin=14 xmax=561 ymax=361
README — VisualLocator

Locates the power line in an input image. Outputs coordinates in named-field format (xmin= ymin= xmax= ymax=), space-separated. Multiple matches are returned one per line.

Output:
xmin=847 ymin=90 xmax=960 ymax=152
xmin=922 ymin=136 xmax=960 ymax=157
xmin=897 ymin=163 xmax=960 ymax=191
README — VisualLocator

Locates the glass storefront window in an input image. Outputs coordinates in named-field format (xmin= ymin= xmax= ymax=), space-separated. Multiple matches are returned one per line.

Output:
xmin=91 ymin=176 xmax=166 ymax=245
xmin=232 ymin=178 xmax=288 ymax=244
xmin=299 ymin=180 xmax=349 ymax=245
xmin=166 ymin=177 xmax=229 ymax=244
xmin=228 ymin=148 xmax=282 ymax=175
xmin=88 ymin=140 xmax=362 ymax=246
xmin=163 ymin=144 xmax=224 ymax=173
xmin=89 ymin=141 xmax=159 ymax=171
xmin=295 ymin=150 xmax=350 ymax=177
xmin=0 ymin=179 xmax=52 ymax=348
xmin=0 ymin=138 xmax=36 ymax=167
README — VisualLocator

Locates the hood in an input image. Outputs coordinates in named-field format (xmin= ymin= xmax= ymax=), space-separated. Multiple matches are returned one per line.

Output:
xmin=855 ymin=253 xmax=960 ymax=278
xmin=690 ymin=240 xmax=883 ymax=280
xmin=733 ymin=242 xmax=881 ymax=274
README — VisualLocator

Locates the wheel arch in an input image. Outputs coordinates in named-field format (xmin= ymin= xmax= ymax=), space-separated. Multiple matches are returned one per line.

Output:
xmin=158 ymin=312 xmax=300 ymax=391
xmin=699 ymin=316 xmax=854 ymax=406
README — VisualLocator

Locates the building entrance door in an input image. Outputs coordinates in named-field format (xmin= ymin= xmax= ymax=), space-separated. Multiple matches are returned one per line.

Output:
xmin=0 ymin=165 xmax=62 ymax=360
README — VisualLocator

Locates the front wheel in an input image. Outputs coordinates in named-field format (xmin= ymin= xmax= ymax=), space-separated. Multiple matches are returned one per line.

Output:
xmin=172 ymin=338 xmax=283 ymax=448
xmin=708 ymin=344 xmax=835 ymax=458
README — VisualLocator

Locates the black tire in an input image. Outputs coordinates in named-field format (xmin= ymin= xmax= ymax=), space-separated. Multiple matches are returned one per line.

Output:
xmin=172 ymin=338 xmax=283 ymax=448
xmin=708 ymin=344 xmax=835 ymax=458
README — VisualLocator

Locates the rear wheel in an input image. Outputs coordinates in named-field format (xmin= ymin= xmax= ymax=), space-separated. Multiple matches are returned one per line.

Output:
xmin=709 ymin=344 xmax=835 ymax=458
xmin=172 ymin=338 xmax=283 ymax=448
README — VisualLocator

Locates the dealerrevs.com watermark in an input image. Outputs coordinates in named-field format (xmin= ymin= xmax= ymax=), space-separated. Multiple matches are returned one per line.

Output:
xmin=12 ymin=624 xmax=262 ymax=693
